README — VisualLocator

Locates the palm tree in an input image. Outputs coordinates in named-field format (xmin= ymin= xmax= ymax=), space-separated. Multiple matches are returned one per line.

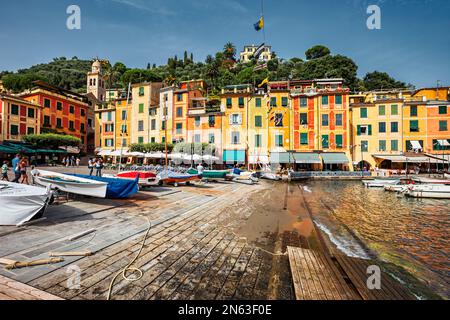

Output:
xmin=223 ymin=42 xmax=236 ymax=61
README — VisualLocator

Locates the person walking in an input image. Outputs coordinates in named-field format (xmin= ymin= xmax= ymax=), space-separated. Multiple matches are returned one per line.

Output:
xmin=19 ymin=157 xmax=29 ymax=185
xmin=76 ymin=157 xmax=81 ymax=168
xmin=196 ymin=163 xmax=204 ymax=179
xmin=11 ymin=154 xmax=21 ymax=183
xmin=1 ymin=160 xmax=9 ymax=181
xmin=88 ymin=158 xmax=95 ymax=176
xmin=95 ymin=158 xmax=103 ymax=177
xmin=65 ymin=157 xmax=70 ymax=167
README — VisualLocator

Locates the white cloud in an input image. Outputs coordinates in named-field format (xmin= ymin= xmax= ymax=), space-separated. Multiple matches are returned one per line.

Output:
xmin=108 ymin=0 xmax=177 ymax=15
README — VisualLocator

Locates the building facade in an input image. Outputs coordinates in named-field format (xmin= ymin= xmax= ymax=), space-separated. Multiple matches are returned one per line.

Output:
xmin=240 ymin=45 xmax=273 ymax=63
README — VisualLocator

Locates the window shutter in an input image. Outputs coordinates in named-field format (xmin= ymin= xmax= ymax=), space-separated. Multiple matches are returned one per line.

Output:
xmin=368 ymin=125 xmax=372 ymax=136
xmin=357 ymin=125 xmax=361 ymax=136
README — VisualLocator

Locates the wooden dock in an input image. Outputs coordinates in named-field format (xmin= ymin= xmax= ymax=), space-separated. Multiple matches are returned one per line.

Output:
xmin=0 ymin=275 xmax=63 ymax=300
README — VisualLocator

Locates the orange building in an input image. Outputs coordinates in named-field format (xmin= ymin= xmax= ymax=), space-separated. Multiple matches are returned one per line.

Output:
xmin=21 ymin=81 xmax=90 ymax=152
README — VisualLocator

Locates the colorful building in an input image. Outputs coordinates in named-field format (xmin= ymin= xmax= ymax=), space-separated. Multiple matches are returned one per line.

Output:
xmin=240 ymin=45 xmax=273 ymax=63
xmin=21 ymin=81 xmax=90 ymax=152
xmin=247 ymin=91 xmax=269 ymax=166
xmin=267 ymin=81 xmax=292 ymax=153
xmin=159 ymin=86 xmax=175 ymax=144
xmin=95 ymin=100 xmax=116 ymax=152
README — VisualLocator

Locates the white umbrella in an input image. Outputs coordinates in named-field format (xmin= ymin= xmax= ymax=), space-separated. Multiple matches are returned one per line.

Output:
xmin=145 ymin=152 xmax=165 ymax=159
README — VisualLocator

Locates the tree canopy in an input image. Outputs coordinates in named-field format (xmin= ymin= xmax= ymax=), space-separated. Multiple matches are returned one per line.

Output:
xmin=362 ymin=71 xmax=408 ymax=91
xmin=305 ymin=45 xmax=331 ymax=60
xmin=22 ymin=134 xmax=81 ymax=148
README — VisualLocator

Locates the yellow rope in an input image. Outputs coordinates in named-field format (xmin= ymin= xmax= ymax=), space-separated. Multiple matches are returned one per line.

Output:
xmin=107 ymin=217 xmax=152 ymax=300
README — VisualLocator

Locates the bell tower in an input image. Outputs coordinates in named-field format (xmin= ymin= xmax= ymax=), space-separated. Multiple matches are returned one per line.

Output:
xmin=87 ymin=59 xmax=106 ymax=102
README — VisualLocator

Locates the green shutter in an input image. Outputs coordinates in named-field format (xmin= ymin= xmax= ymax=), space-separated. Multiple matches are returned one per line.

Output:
xmin=256 ymin=98 xmax=261 ymax=107
xmin=391 ymin=140 xmax=398 ymax=151
xmin=360 ymin=108 xmax=367 ymax=118
xmin=357 ymin=125 xmax=361 ymax=136
xmin=300 ymin=133 xmax=308 ymax=145
xmin=336 ymin=135 xmax=343 ymax=148
xmin=391 ymin=105 xmax=398 ymax=115
xmin=139 ymin=103 xmax=144 ymax=113
xmin=255 ymin=116 xmax=262 ymax=127
xmin=368 ymin=125 xmax=372 ymax=136
xmin=282 ymin=97 xmax=288 ymax=107
xmin=439 ymin=120 xmax=448 ymax=131
xmin=335 ymin=95 xmax=342 ymax=105
xmin=439 ymin=106 xmax=447 ymax=115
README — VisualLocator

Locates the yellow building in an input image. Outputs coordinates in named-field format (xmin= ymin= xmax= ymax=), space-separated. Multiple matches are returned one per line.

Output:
xmin=95 ymin=100 xmax=116 ymax=152
xmin=115 ymin=98 xmax=132 ymax=149
xmin=247 ymin=92 xmax=269 ymax=166
xmin=240 ymin=45 xmax=273 ymax=63
xmin=267 ymin=82 xmax=292 ymax=154
xmin=159 ymin=86 xmax=175 ymax=144
xmin=130 ymin=82 xmax=163 ymax=145
xmin=220 ymin=84 xmax=252 ymax=164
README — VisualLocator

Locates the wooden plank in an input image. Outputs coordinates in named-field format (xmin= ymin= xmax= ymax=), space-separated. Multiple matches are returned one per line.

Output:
xmin=0 ymin=275 xmax=63 ymax=300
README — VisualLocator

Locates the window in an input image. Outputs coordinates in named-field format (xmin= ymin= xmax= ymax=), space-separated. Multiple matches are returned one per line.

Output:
xmin=255 ymin=98 xmax=261 ymax=107
xmin=88 ymin=119 xmax=92 ymax=128
xmin=391 ymin=140 xmax=399 ymax=151
xmin=139 ymin=103 xmax=144 ymax=114
xmin=176 ymin=123 xmax=182 ymax=134
xmin=336 ymin=135 xmax=343 ymax=148
xmin=322 ymin=114 xmax=329 ymax=127
xmin=195 ymin=116 xmax=201 ymax=127
xmin=177 ymin=93 xmax=183 ymax=102
xmin=379 ymin=122 xmax=386 ymax=133
xmin=105 ymin=139 xmax=114 ymax=147
xmin=391 ymin=122 xmax=399 ymax=133
xmin=273 ymin=113 xmax=283 ymax=127
xmin=391 ymin=105 xmax=398 ymax=115
xmin=176 ymin=107 xmax=183 ymax=117
xmin=360 ymin=108 xmax=368 ymax=118
xmin=161 ymin=137 xmax=166 ymax=143
xmin=275 ymin=135 xmax=283 ymax=147
xmin=69 ymin=105 xmax=74 ymax=114
xmin=139 ymin=87 xmax=145 ymax=96
xmin=10 ymin=125 xmax=18 ymax=135
xmin=122 ymin=138 xmax=127 ymax=147
xmin=208 ymin=115 xmax=215 ymax=127
xmin=361 ymin=141 xmax=369 ymax=152
xmin=44 ymin=116 xmax=50 ymax=126
xmin=194 ymin=134 xmax=201 ymax=143
xmin=410 ymin=106 xmax=418 ymax=117
xmin=379 ymin=105 xmax=386 ymax=116
xmin=80 ymin=123 xmax=85 ymax=132
xmin=379 ymin=140 xmax=387 ymax=152
xmin=300 ymin=133 xmax=308 ymax=145
xmin=151 ymin=137 xmax=156 ymax=143
xmin=335 ymin=114 xmax=343 ymax=126
xmin=439 ymin=106 xmax=448 ymax=115
xmin=81 ymin=109 xmax=85 ymax=117
xmin=107 ymin=112 xmax=112 ymax=122
xmin=151 ymin=119 xmax=156 ymax=131
xmin=138 ymin=120 xmax=144 ymax=132
xmin=27 ymin=108 xmax=35 ymax=118
xmin=69 ymin=121 xmax=75 ymax=130
xmin=122 ymin=110 xmax=127 ymax=120
xmin=439 ymin=120 xmax=448 ymax=131
xmin=149 ymin=108 xmax=157 ymax=116
xmin=231 ymin=114 xmax=241 ymax=125
xmin=226 ymin=98 xmax=232 ymax=107
xmin=44 ymin=99 xmax=51 ymax=108
xmin=231 ymin=132 xmax=240 ymax=145
xmin=300 ymin=113 xmax=308 ymax=125
xmin=161 ymin=121 xmax=166 ymax=130
xmin=208 ymin=134 xmax=215 ymax=144
xmin=255 ymin=115 xmax=262 ymax=128
xmin=300 ymin=97 xmax=307 ymax=107
xmin=282 ymin=97 xmax=288 ymax=107
xmin=433 ymin=139 xmax=450 ymax=151
xmin=27 ymin=127 xmax=34 ymax=135
xmin=56 ymin=118 xmax=62 ymax=128
xmin=121 ymin=124 xmax=127 ymax=134
xmin=410 ymin=120 xmax=419 ymax=132
xmin=238 ymin=97 xmax=244 ymax=107
xmin=322 ymin=96 xmax=329 ymax=105
xmin=357 ymin=125 xmax=372 ymax=136
xmin=11 ymin=104 xmax=19 ymax=115
xmin=138 ymin=137 xmax=144 ymax=144
xmin=270 ymin=97 xmax=277 ymax=107
xmin=322 ymin=135 xmax=329 ymax=149
xmin=57 ymin=102 xmax=62 ymax=111
xmin=255 ymin=134 xmax=262 ymax=148
xmin=105 ymin=124 xmax=114 ymax=132
xmin=335 ymin=95 xmax=342 ymax=105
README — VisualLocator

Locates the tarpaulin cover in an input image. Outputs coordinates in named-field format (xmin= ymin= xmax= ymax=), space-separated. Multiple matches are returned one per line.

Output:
xmin=67 ymin=174 xmax=139 ymax=199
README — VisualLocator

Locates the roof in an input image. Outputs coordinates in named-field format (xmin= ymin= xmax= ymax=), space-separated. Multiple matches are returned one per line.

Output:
xmin=0 ymin=93 xmax=42 ymax=108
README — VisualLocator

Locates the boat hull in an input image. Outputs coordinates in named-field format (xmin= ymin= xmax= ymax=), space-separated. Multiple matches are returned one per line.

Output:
xmin=116 ymin=171 xmax=158 ymax=187
xmin=187 ymin=169 xmax=229 ymax=180
xmin=405 ymin=185 xmax=450 ymax=199
xmin=32 ymin=170 xmax=107 ymax=198
xmin=68 ymin=174 xmax=139 ymax=199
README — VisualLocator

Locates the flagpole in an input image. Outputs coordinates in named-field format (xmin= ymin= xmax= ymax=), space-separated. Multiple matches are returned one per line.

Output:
xmin=261 ymin=0 xmax=266 ymax=43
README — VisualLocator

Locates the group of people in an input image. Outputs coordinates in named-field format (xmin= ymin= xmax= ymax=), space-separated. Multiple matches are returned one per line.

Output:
xmin=88 ymin=158 xmax=104 ymax=177
xmin=1 ymin=154 xmax=29 ymax=184
xmin=62 ymin=156 xmax=81 ymax=167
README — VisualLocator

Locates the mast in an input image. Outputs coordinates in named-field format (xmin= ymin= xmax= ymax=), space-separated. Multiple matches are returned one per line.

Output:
xmin=118 ymin=82 xmax=131 ymax=173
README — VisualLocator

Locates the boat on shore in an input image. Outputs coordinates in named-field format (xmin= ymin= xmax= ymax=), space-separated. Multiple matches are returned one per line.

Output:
xmin=32 ymin=169 xmax=107 ymax=198
xmin=0 ymin=181 xmax=52 ymax=226
xmin=405 ymin=184 xmax=450 ymax=199
xmin=157 ymin=171 xmax=201 ymax=187
xmin=363 ymin=179 xmax=399 ymax=188
xmin=187 ymin=169 xmax=230 ymax=180
xmin=67 ymin=174 xmax=139 ymax=199
xmin=104 ymin=171 xmax=158 ymax=187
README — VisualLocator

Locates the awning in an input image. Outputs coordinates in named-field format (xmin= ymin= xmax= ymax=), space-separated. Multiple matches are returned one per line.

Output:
xmin=270 ymin=152 xmax=292 ymax=164
xmin=249 ymin=155 xmax=270 ymax=164
xmin=0 ymin=145 xmax=18 ymax=153
xmin=223 ymin=150 xmax=246 ymax=163
xmin=292 ymin=153 xmax=322 ymax=164
xmin=410 ymin=141 xmax=422 ymax=150
xmin=98 ymin=150 xmax=112 ymax=156
xmin=374 ymin=155 xmax=431 ymax=163
xmin=321 ymin=153 xmax=349 ymax=164
xmin=35 ymin=149 xmax=66 ymax=154
xmin=437 ymin=140 xmax=450 ymax=147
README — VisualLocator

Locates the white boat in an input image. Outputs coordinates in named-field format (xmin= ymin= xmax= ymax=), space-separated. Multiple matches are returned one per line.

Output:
xmin=261 ymin=172 xmax=281 ymax=181
xmin=32 ymin=170 xmax=107 ymax=198
xmin=363 ymin=179 xmax=399 ymax=188
xmin=0 ymin=182 xmax=52 ymax=226
xmin=384 ymin=185 xmax=408 ymax=192
xmin=405 ymin=184 xmax=450 ymax=199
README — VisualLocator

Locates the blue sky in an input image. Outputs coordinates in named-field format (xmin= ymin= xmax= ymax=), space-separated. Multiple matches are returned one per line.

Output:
xmin=0 ymin=0 xmax=449 ymax=88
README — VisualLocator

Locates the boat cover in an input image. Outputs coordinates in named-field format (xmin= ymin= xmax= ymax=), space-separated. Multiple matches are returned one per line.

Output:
xmin=0 ymin=182 xmax=50 ymax=226
xmin=68 ymin=174 xmax=139 ymax=199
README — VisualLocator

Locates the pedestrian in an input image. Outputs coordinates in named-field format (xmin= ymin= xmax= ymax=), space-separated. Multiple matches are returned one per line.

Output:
xmin=196 ymin=162 xmax=204 ymax=179
xmin=95 ymin=158 xmax=103 ymax=177
xmin=76 ymin=157 xmax=81 ymax=167
xmin=11 ymin=154 xmax=21 ymax=183
xmin=88 ymin=158 xmax=95 ymax=176
xmin=19 ymin=157 xmax=29 ymax=185
xmin=1 ymin=160 xmax=9 ymax=181
xmin=65 ymin=157 xmax=70 ymax=167
xmin=71 ymin=156 xmax=75 ymax=167
xmin=62 ymin=157 xmax=66 ymax=166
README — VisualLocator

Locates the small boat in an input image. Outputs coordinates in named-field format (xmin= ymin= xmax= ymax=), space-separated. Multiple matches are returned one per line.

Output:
xmin=67 ymin=174 xmax=139 ymax=199
xmin=0 ymin=181 xmax=52 ymax=226
xmin=32 ymin=170 xmax=107 ymax=198
xmin=261 ymin=172 xmax=282 ymax=181
xmin=157 ymin=171 xmax=201 ymax=187
xmin=363 ymin=179 xmax=399 ymax=188
xmin=105 ymin=171 xmax=158 ymax=187
xmin=412 ymin=177 xmax=450 ymax=185
xmin=384 ymin=185 xmax=408 ymax=192
xmin=405 ymin=184 xmax=450 ymax=199
xmin=187 ymin=169 xmax=229 ymax=180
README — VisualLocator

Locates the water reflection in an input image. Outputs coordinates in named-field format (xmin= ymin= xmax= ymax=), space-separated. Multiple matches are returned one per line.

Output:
xmin=302 ymin=180 xmax=449 ymax=299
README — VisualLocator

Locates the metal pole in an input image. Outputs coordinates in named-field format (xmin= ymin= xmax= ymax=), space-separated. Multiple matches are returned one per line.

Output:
xmin=164 ymin=101 xmax=168 ymax=169
xmin=118 ymin=82 xmax=131 ymax=173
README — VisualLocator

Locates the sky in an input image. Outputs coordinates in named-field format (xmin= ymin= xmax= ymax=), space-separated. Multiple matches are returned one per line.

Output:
xmin=0 ymin=0 xmax=449 ymax=88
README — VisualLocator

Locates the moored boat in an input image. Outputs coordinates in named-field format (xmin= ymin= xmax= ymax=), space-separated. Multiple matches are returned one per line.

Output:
xmin=405 ymin=184 xmax=450 ymax=199
xmin=157 ymin=171 xmax=201 ymax=187
xmin=363 ymin=179 xmax=399 ymax=188
xmin=187 ymin=169 xmax=229 ymax=180
xmin=0 ymin=181 xmax=52 ymax=226
xmin=105 ymin=171 xmax=158 ymax=187
xmin=67 ymin=174 xmax=140 ymax=199
xmin=32 ymin=170 xmax=107 ymax=198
